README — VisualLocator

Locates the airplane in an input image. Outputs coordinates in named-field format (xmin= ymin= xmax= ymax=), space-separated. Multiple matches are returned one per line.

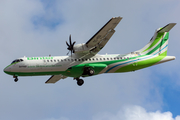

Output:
xmin=4 ymin=17 xmax=176 ymax=86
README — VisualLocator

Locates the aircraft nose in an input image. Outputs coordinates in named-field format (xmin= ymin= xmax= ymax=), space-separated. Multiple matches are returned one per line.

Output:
xmin=4 ymin=66 xmax=11 ymax=74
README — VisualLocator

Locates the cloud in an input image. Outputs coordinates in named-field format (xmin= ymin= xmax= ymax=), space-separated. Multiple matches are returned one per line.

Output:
xmin=93 ymin=105 xmax=180 ymax=120
xmin=43 ymin=105 xmax=180 ymax=120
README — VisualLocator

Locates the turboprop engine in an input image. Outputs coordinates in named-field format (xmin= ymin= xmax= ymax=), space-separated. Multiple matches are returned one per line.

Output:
xmin=66 ymin=35 xmax=94 ymax=55
xmin=73 ymin=43 xmax=93 ymax=54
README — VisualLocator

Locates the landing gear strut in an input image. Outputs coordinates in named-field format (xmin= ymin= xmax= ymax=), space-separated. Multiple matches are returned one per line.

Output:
xmin=13 ymin=75 xmax=18 ymax=82
xmin=75 ymin=78 xmax=84 ymax=86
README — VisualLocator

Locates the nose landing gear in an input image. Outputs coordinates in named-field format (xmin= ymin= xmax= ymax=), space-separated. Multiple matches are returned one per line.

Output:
xmin=13 ymin=75 xmax=18 ymax=82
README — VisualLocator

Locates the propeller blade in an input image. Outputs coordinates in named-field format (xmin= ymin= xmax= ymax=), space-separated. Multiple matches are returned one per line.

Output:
xmin=69 ymin=34 xmax=72 ymax=46
xmin=72 ymin=49 xmax=75 ymax=53
xmin=72 ymin=41 xmax=76 ymax=53
xmin=67 ymin=50 xmax=70 ymax=55
xmin=66 ymin=34 xmax=76 ymax=56
xmin=66 ymin=41 xmax=70 ymax=47
xmin=72 ymin=41 xmax=76 ymax=46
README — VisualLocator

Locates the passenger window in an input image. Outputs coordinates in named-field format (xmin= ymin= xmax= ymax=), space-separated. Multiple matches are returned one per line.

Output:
xmin=68 ymin=59 xmax=70 ymax=61
xmin=107 ymin=58 xmax=109 ymax=60
xmin=71 ymin=59 xmax=74 ymax=61
xmin=114 ymin=58 xmax=116 ymax=60
xmin=117 ymin=58 xmax=119 ymax=60
xmin=57 ymin=59 xmax=60 ymax=62
xmin=110 ymin=58 xmax=112 ymax=60
xmin=103 ymin=58 xmax=106 ymax=60
xmin=44 ymin=60 xmax=46 ymax=62
xmin=64 ymin=59 xmax=66 ymax=61
xmin=47 ymin=60 xmax=49 ymax=62
xmin=54 ymin=60 xmax=56 ymax=62
xmin=96 ymin=58 xmax=98 ymax=60
xmin=82 ymin=59 xmax=84 ymax=61
xmin=79 ymin=59 xmax=81 ymax=61
xmin=100 ymin=58 xmax=102 ymax=60
xmin=51 ymin=60 xmax=53 ymax=62
xmin=92 ymin=58 xmax=95 ymax=61
xmin=89 ymin=59 xmax=91 ymax=61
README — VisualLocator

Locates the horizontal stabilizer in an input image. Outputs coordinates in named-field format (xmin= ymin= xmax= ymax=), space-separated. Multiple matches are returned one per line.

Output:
xmin=157 ymin=23 xmax=176 ymax=33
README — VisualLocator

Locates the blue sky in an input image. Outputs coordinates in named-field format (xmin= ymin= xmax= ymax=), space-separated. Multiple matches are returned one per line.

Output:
xmin=1 ymin=0 xmax=180 ymax=120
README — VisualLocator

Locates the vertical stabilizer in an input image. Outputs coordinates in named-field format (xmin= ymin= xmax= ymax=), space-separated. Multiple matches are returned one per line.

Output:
xmin=136 ymin=23 xmax=176 ymax=56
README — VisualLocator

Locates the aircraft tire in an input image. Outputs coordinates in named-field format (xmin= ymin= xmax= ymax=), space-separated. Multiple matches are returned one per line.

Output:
xmin=14 ymin=78 xmax=18 ymax=82
xmin=77 ymin=79 xmax=84 ymax=86
xmin=88 ymin=69 xmax=94 ymax=76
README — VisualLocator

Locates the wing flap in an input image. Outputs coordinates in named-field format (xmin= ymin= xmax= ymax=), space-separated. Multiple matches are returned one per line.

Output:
xmin=45 ymin=74 xmax=67 ymax=84
xmin=90 ymin=29 xmax=115 ymax=53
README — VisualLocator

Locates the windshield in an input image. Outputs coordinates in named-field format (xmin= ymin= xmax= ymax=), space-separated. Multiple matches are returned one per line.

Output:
xmin=11 ymin=59 xmax=23 ymax=64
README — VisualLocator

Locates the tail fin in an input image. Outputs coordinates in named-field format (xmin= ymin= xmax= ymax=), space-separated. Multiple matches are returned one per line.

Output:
xmin=137 ymin=23 xmax=176 ymax=56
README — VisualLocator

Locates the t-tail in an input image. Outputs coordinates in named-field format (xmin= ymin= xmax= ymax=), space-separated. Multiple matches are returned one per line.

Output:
xmin=136 ymin=23 xmax=176 ymax=64
xmin=137 ymin=23 xmax=176 ymax=56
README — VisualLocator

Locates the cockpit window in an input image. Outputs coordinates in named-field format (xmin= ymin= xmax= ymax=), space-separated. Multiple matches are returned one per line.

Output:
xmin=11 ymin=59 xmax=24 ymax=64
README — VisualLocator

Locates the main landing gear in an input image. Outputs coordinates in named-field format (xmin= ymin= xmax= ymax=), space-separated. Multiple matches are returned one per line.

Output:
xmin=83 ymin=67 xmax=95 ymax=76
xmin=74 ymin=67 xmax=95 ymax=86
xmin=74 ymin=78 xmax=84 ymax=86
xmin=13 ymin=75 xmax=18 ymax=82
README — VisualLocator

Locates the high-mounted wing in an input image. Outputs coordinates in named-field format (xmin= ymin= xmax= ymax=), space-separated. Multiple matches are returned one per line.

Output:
xmin=45 ymin=74 xmax=67 ymax=84
xmin=86 ymin=17 xmax=122 ymax=54
xmin=72 ymin=17 xmax=122 ymax=55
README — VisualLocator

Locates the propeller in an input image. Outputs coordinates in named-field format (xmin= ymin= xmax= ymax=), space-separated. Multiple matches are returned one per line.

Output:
xmin=66 ymin=35 xmax=76 ymax=56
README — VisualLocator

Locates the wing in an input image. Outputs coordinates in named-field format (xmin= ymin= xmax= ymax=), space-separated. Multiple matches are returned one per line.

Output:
xmin=45 ymin=74 xmax=67 ymax=84
xmin=86 ymin=17 xmax=122 ymax=54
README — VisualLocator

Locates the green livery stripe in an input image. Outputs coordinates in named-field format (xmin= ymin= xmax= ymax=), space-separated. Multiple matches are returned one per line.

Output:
xmin=160 ymin=50 xmax=167 ymax=56
xmin=5 ymin=56 xmax=143 ymax=77
xmin=115 ymin=54 xmax=166 ymax=72
xmin=63 ymin=64 xmax=108 ymax=78
xmin=146 ymin=33 xmax=169 ymax=55
xmin=142 ymin=33 xmax=164 ymax=53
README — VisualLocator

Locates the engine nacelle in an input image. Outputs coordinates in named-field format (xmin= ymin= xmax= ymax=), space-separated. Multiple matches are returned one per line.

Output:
xmin=73 ymin=43 xmax=92 ymax=54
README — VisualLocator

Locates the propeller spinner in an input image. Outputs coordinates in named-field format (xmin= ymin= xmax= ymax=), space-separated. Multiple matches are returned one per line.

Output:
xmin=66 ymin=35 xmax=76 ymax=56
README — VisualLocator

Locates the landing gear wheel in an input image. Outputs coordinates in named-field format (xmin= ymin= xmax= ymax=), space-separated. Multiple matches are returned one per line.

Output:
xmin=14 ymin=78 xmax=18 ymax=82
xmin=88 ymin=69 xmax=94 ymax=76
xmin=77 ymin=79 xmax=84 ymax=86
xmin=13 ymin=75 xmax=18 ymax=82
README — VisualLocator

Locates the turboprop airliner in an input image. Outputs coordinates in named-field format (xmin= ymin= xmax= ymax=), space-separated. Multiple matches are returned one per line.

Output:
xmin=4 ymin=17 xmax=176 ymax=86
